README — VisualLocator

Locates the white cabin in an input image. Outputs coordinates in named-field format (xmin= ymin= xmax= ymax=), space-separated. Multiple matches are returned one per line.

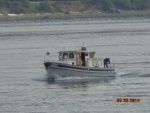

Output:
xmin=58 ymin=47 xmax=106 ymax=68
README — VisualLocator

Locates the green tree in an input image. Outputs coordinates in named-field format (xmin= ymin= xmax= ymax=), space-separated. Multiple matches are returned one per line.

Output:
xmin=13 ymin=0 xmax=31 ymax=13
xmin=38 ymin=1 xmax=55 ymax=13
xmin=0 ymin=0 xmax=12 ymax=8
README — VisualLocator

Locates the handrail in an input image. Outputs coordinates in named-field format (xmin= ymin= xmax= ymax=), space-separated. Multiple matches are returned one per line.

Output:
xmin=44 ymin=52 xmax=50 ymax=63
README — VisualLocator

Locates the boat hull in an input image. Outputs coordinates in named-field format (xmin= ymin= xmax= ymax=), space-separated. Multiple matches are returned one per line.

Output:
xmin=44 ymin=62 xmax=116 ymax=78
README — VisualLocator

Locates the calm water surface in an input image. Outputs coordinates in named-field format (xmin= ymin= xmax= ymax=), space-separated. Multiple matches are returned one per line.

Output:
xmin=0 ymin=16 xmax=150 ymax=113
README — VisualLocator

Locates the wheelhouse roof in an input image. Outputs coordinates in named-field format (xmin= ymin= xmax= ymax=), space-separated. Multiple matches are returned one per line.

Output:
xmin=59 ymin=51 xmax=76 ymax=53
xmin=59 ymin=50 xmax=95 ymax=53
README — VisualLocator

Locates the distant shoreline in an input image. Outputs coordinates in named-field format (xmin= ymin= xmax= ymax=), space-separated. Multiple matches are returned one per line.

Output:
xmin=0 ymin=11 xmax=150 ymax=20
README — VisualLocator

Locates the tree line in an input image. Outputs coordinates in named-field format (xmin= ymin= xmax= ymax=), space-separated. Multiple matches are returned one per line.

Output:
xmin=89 ymin=0 xmax=150 ymax=11
xmin=0 ymin=0 xmax=150 ymax=14
xmin=0 ymin=0 xmax=58 ymax=14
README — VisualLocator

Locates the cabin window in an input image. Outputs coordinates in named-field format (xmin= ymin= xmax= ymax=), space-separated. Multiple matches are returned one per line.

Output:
xmin=63 ymin=53 xmax=68 ymax=59
xmin=92 ymin=60 xmax=99 ymax=67
xmin=69 ymin=53 xmax=74 ymax=59
xmin=92 ymin=60 xmax=96 ymax=67
xmin=85 ymin=53 xmax=88 ymax=56
xmin=59 ymin=53 xmax=63 ymax=60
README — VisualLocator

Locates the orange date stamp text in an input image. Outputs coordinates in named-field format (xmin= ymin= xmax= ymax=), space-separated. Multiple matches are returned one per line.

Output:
xmin=117 ymin=98 xmax=140 ymax=103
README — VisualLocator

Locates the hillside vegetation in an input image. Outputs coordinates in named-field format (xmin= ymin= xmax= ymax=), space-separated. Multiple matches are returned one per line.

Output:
xmin=0 ymin=0 xmax=150 ymax=14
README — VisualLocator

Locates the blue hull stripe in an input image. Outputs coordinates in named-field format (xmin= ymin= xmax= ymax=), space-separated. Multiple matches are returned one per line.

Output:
xmin=58 ymin=64 xmax=88 ymax=70
xmin=58 ymin=64 xmax=114 ymax=72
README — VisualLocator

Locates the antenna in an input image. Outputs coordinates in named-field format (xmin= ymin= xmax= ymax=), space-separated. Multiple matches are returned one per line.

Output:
xmin=81 ymin=42 xmax=87 ymax=51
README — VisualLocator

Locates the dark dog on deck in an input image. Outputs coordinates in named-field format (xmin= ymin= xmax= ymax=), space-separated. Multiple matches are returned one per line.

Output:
xmin=104 ymin=58 xmax=110 ymax=68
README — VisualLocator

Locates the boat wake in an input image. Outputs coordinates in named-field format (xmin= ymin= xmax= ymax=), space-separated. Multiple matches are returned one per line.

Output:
xmin=34 ymin=72 xmax=150 ymax=84
xmin=118 ymin=71 xmax=150 ymax=78
xmin=140 ymin=73 xmax=150 ymax=77
xmin=32 ymin=74 xmax=49 ymax=82
xmin=47 ymin=76 xmax=116 ymax=85
xmin=33 ymin=74 xmax=115 ymax=85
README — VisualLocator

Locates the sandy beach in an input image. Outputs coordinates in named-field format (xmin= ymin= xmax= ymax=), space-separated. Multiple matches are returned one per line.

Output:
xmin=0 ymin=10 xmax=150 ymax=20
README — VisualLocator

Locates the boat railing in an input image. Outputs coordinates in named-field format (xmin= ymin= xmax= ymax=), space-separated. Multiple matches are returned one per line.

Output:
xmin=44 ymin=52 xmax=50 ymax=63
xmin=107 ymin=63 xmax=115 ymax=68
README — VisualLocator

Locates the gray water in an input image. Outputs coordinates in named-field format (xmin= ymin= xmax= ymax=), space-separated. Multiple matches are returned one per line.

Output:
xmin=0 ymin=16 xmax=150 ymax=113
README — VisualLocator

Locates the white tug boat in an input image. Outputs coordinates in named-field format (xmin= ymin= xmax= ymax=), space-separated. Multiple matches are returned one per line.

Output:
xmin=44 ymin=47 xmax=116 ymax=79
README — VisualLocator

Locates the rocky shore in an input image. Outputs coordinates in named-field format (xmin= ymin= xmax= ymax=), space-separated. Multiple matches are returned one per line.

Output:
xmin=0 ymin=10 xmax=150 ymax=20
